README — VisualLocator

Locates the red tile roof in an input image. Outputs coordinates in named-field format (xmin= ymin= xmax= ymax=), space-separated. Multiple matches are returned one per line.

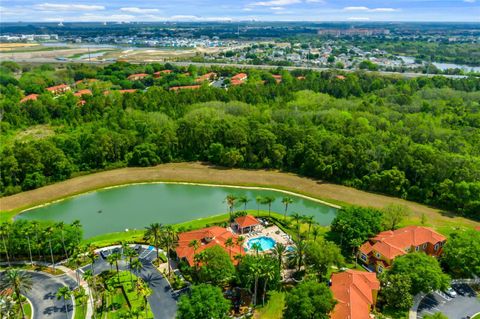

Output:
xmin=330 ymin=270 xmax=380 ymax=319
xmin=370 ymin=226 xmax=446 ymax=260
xmin=272 ymin=74 xmax=282 ymax=83
xmin=74 ymin=89 xmax=92 ymax=97
xmin=195 ymin=72 xmax=217 ymax=83
xmin=75 ymin=79 xmax=98 ymax=85
xmin=46 ymin=84 xmax=70 ymax=92
xmin=176 ymin=226 xmax=245 ymax=266
xmin=119 ymin=89 xmax=137 ymax=94
xmin=20 ymin=94 xmax=39 ymax=103
xmin=127 ymin=73 xmax=149 ymax=80
xmin=169 ymin=85 xmax=201 ymax=91
xmin=475 ymin=226 xmax=480 ymax=231
xmin=231 ymin=73 xmax=248 ymax=85
xmin=235 ymin=215 xmax=260 ymax=229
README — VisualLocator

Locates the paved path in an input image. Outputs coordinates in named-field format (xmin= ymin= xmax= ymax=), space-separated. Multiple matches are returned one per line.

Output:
xmin=81 ymin=245 xmax=178 ymax=319
xmin=24 ymin=271 xmax=76 ymax=319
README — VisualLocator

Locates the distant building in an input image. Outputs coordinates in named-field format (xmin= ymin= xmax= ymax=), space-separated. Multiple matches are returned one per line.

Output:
xmin=176 ymin=226 xmax=245 ymax=266
xmin=153 ymin=69 xmax=173 ymax=78
xmin=231 ymin=73 xmax=248 ymax=86
xmin=20 ymin=94 xmax=39 ymax=103
xmin=318 ymin=28 xmax=389 ymax=37
xmin=272 ymin=74 xmax=282 ymax=83
xmin=74 ymin=89 xmax=92 ymax=97
xmin=195 ymin=72 xmax=217 ymax=83
xmin=127 ymin=73 xmax=149 ymax=81
xmin=330 ymin=269 xmax=380 ymax=319
xmin=359 ymin=226 xmax=447 ymax=273
xmin=169 ymin=85 xmax=201 ymax=91
xmin=46 ymin=84 xmax=70 ymax=95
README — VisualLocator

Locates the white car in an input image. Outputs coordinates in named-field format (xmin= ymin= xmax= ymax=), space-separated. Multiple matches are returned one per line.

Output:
xmin=444 ymin=287 xmax=457 ymax=298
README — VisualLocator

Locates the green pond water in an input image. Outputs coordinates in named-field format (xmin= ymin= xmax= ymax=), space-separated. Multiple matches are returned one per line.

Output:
xmin=17 ymin=183 xmax=338 ymax=238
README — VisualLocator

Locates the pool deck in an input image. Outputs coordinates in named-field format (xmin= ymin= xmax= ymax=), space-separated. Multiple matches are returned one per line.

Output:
xmin=240 ymin=224 xmax=293 ymax=253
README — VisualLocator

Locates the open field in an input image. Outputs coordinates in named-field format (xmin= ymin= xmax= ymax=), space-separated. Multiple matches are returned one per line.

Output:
xmin=1 ymin=162 xmax=478 ymax=233
xmin=0 ymin=43 xmax=39 ymax=51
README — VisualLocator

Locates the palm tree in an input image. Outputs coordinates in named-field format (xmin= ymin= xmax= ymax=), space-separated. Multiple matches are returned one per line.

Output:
xmin=56 ymin=286 xmax=72 ymax=319
xmin=0 ymin=269 xmax=33 ymax=319
xmin=236 ymin=235 xmax=246 ymax=248
xmin=255 ymin=196 xmax=264 ymax=216
xmin=108 ymin=252 xmax=122 ymax=281
xmin=0 ymin=223 xmax=11 ymax=266
xmin=45 ymin=226 xmax=56 ymax=271
xmin=56 ymin=222 xmax=69 ymax=260
xmin=124 ymin=246 xmax=138 ymax=267
xmin=144 ymin=223 xmax=163 ymax=261
xmin=260 ymin=261 xmax=276 ymax=306
xmin=250 ymin=259 xmax=261 ymax=307
xmin=136 ymin=278 xmax=152 ymax=318
xmin=130 ymin=258 xmax=143 ymax=285
xmin=303 ymin=215 xmax=315 ymax=239
xmin=237 ymin=195 xmax=250 ymax=210
xmin=31 ymin=221 xmax=41 ymax=261
xmin=82 ymin=269 xmax=97 ymax=318
xmin=272 ymin=243 xmax=287 ymax=269
xmin=225 ymin=237 xmax=235 ymax=259
xmin=161 ymin=225 xmax=178 ymax=278
xmin=188 ymin=239 xmax=200 ymax=271
xmin=288 ymin=239 xmax=306 ymax=272
xmin=22 ymin=228 xmax=34 ymax=266
xmin=71 ymin=220 xmax=82 ymax=246
xmin=262 ymin=196 xmax=275 ymax=217
xmin=281 ymin=197 xmax=293 ymax=220
xmin=291 ymin=212 xmax=302 ymax=227
xmin=225 ymin=194 xmax=237 ymax=221
xmin=312 ymin=226 xmax=321 ymax=241
xmin=251 ymin=242 xmax=261 ymax=257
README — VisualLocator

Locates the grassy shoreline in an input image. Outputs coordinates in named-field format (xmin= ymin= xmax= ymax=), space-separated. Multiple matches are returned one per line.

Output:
xmin=1 ymin=163 xmax=478 ymax=232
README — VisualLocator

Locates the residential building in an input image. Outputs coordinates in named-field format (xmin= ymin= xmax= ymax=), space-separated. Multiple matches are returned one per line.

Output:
xmin=359 ymin=226 xmax=447 ymax=273
xmin=46 ymin=84 xmax=70 ymax=95
xmin=153 ymin=69 xmax=173 ymax=78
xmin=231 ymin=73 xmax=248 ymax=85
xmin=232 ymin=215 xmax=260 ymax=234
xmin=20 ymin=94 xmax=39 ymax=103
xmin=195 ymin=72 xmax=217 ymax=83
xmin=127 ymin=73 xmax=149 ymax=81
xmin=176 ymin=226 xmax=245 ymax=266
xmin=330 ymin=269 xmax=380 ymax=319
xmin=74 ymin=89 xmax=92 ymax=97
xmin=272 ymin=74 xmax=282 ymax=83
xmin=169 ymin=85 xmax=201 ymax=91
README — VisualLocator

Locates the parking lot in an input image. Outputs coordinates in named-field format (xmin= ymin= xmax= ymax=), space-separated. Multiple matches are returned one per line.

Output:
xmin=417 ymin=283 xmax=480 ymax=319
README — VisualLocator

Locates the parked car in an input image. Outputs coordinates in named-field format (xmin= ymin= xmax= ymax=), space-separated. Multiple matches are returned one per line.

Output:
xmin=444 ymin=287 xmax=457 ymax=298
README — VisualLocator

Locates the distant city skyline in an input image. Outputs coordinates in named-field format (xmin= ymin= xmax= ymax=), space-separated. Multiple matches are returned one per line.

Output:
xmin=1 ymin=0 xmax=479 ymax=22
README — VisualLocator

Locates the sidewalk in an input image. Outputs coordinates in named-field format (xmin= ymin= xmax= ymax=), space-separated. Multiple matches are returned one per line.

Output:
xmin=56 ymin=265 xmax=93 ymax=319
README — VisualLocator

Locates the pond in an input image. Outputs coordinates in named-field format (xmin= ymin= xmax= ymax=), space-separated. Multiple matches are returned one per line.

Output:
xmin=17 ymin=183 xmax=338 ymax=238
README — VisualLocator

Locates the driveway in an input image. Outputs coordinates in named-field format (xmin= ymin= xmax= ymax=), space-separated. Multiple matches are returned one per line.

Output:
xmin=417 ymin=283 xmax=480 ymax=318
xmin=24 ymin=271 xmax=76 ymax=319
xmin=81 ymin=245 xmax=178 ymax=319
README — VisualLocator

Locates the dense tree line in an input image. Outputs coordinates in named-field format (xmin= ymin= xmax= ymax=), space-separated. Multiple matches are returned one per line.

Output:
xmin=1 ymin=61 xmax=479 ymax=218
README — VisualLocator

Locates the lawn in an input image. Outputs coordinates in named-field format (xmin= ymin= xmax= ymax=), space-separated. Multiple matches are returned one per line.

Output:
xmin=12 ymin=297 xmax=32 ymax=319
xmin=74 ymin=294 xmax=88 ymax=319
xmin=254 ymin=291 xmax=285 ymax=319
xmin=96 ymin=270 xmax=153 ymax=319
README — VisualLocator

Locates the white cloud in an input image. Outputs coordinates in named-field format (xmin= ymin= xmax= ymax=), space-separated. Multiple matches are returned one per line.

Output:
xmin=35 ymin=3 xmax=105 ymax=11
xmin=249 ymin=0 xmax=301 ymax=7
xmin=348 ymin=17 xmax=370 ymax=20
xmin=120 ymin=7 xmax=160 ymax=14
xmin=75 ymin=14 xmax=135 ymax=21
xmin=343 ymin=6 xmax=398 ymax=12
xmin=270 ymin=7 xmax=285 ymax=10
xmin=464 ymin=0 xmax=475 ymax=2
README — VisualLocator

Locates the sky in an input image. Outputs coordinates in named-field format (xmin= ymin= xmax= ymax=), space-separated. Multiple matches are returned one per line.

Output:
xmin=1 ymin=0 xmax=479 ymax=22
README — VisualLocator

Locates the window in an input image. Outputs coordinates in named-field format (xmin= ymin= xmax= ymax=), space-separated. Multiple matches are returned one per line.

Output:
xmin=378 ymin=266 xmax=383 ymax=273
xmin=415 ymin=246 xmax=419 ymax=251
xmin=361 ymin=254 xmax=367 ymax=261
xmin=434 ymin=243 xmax=439 ymax=251
xmin=405 ymin=247 xmax=411 ymax=252
xmin=376 ymin=252 xmax=381 ymax=258
xmin=422 ymin=243 xmax=427 ymax=249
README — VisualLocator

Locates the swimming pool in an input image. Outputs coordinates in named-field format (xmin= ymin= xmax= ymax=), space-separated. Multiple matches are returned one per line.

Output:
xmin=247 ymin=236 xmax=276 ymax=251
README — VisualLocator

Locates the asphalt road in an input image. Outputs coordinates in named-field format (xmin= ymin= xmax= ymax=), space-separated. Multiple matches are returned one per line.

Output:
xmin=24 ymin=271 xmax=76 ymax=319
xmin=417 ymin=283 xmax=480 ymax=319
xmin=81 ymin=246 xmax=178 ymax=319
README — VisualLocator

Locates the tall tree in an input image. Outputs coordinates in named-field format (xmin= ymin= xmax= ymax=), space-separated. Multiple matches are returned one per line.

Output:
xmin=0 ymin=269 xmax=33 ymax=319
xmin=284 ymin=280 xmax=336 ymax=319
xmin=379 ymin=273 xmax=413 ymax=311
xmin=272 ymin=242 xmax=287 ymax=269
xmin=237 ymin=195 xmax=250 ymax=210
xmin=442 ymin=229 xmax=480 ymax=278
xmin=281 ymin=197 xmax=293 ymax=220
xmin=225 ymin=194 xmax=237 ymax=221
xmin=177 ymin=284 xmax=231 ymax=319
xmin=56 ymin=286 xmax=72 ymax=319
xmin=382 ymin=204 xmax=411 ymax=230
xmin=144 ymin=223 xmax=163 ymax=261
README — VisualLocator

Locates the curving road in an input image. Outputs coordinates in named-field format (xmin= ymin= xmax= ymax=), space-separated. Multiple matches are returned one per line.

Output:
xmin=81 ymin=245 xmax=178 ymax=319
xmin=24 ymin=271 xmax=76 ymax=319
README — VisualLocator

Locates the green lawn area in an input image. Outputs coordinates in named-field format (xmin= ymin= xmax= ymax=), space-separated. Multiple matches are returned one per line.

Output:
xmin=254 ymin=291 xmax=285 ymax=319
xmin=96 ymin=270 xmax=153 ymax=319
xmin=12 ymin=297 xmax=32 ymax=319
xmin=74 ymin=295 xmax=88 ymax=319
xmin=471 ymin=313 xmax=480 ymax=319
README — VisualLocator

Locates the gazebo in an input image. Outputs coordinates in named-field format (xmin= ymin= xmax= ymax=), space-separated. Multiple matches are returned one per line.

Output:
xmin=234 ymin=215 xmax=260 ymax=234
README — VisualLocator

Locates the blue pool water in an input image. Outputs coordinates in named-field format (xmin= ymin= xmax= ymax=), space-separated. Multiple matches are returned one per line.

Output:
xmin=247 ymin=236 xmax=276 ymax=251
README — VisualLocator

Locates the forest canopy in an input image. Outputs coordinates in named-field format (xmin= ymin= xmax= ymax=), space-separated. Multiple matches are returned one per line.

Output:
xmin=1 ymin=61 xmax=479 ymax=218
